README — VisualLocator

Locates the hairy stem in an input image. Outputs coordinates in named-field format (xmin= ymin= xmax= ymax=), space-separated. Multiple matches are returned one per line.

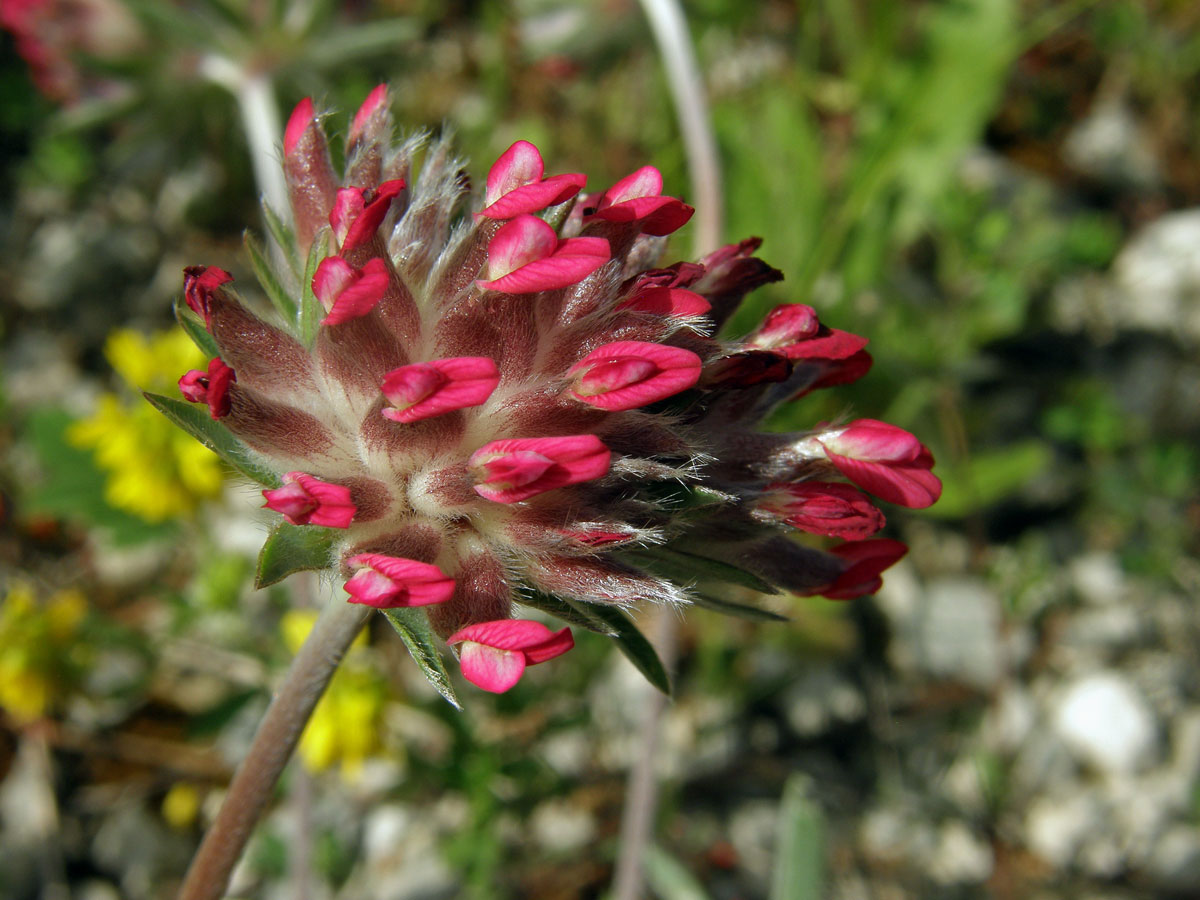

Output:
xmin=639 ymin=0 xmax=724 ymax=257
xmin=199 ymin=55 xmax=290 ymax=218
xmin=176 ymin=596 xmax=371 ymax=900
xmin=610 ymin=609 xmax=680 ymax=900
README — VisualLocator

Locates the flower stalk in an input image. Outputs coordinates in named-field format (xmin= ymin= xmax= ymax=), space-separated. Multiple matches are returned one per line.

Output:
xmin=176 ymin=595 xmax=371 ymax=900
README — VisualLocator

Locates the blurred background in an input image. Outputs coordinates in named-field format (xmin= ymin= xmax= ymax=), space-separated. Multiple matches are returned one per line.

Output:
xmin=1 ymin=1 xmax=1199 ymax=898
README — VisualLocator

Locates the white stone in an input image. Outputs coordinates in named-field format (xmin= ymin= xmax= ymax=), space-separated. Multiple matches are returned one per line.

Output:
xmin=927 ymin=821 xmax=993 ymax=885
xmin=913 ymin=578 xmax=1002 ymax=690
xmin=1053 ymin=673 xmax=1158 ymax=774
xmin=531 ymin=800 xmax=596 ymax=852
xmin=1025 ymin=793 xmax=1100 ymax=868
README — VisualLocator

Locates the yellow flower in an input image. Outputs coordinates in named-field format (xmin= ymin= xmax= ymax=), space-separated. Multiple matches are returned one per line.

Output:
xmin=68 ymin=328 xmax=224 ymax=522
xmin=0 ymin=583 xmax=88 ymax=724
xmin=281 ymin=610 xmax=387 ymax=779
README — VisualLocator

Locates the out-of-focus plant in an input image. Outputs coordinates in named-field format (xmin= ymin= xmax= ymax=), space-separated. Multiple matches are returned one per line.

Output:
xmin=0 ymin=581 xmax=87 ymax=724
xmin=69 ymin=327 xmax=223 ymax=522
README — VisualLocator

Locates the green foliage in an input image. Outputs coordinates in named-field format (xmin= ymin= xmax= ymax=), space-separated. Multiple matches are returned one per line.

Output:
xmin=256 ymin=524 xmax=337 ymax=588
xmin=381 ymin=607 xmax=463 ymax=710
xmin=771 ymin=775 xmax=825 ymax=900
xmin=143 ymin=392 xmax=282 ymax=487
xmin=22 ymin=407 xmax=170 ymax=545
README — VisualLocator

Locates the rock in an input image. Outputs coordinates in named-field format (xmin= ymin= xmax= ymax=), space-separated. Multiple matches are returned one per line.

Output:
xmin=927 ymin=821 xmax=993 ymax=885
xmin=1025 ymin=792 xmax=1102 ymax=869
xmin=1063 ymin=98 xmax=1160 ymax=187
xmin=1145 ymin=826 xmax=1200 ymax=892
xmin=782 ymin=666 xmax=865 ymax=738
xmin=912 ymin=578 xmax=1003 ymax=690
xmin=1069 ymin=553 xmax=1126 ymax=606
xmin=530 ymin=799 xmax=596 ymax=852
xmin=1053 ymin=673 xmax=1159 ymax=774
xmin=1113 ymin=210 xmax=1200 ymax=342
xmin=729 ymin=800 xmax=778 ymax=885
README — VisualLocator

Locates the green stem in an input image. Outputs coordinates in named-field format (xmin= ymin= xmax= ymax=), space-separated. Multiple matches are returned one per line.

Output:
xmin=176 ymin=596 xmax=371 ymax=900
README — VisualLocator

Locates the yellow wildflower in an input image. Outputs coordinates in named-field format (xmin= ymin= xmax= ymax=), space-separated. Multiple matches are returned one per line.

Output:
xmin=69 ymin=328 xmax=224 ymax=521
xmin=0 ymin=583 xmax=88 ymax=724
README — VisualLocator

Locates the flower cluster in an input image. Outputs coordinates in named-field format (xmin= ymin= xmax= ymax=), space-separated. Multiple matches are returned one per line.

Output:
xmin=164 ymin=87 xmax=940 ymax=694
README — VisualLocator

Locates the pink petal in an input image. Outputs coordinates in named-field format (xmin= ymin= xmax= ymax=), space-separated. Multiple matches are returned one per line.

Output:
xmin=485 ymin=140 xmax=545 ymax=206
xmin=481 ymin=214 xmax=559 ymax=280
xmin=343 ymin=553 xmax=454 ymax=608
xmin=348 ymin=84 xmax=388 ymax=147
xmin=261 ymin=481 xmax=314 ymax=523
xmin=458 ymin=642 xmax=527 ymax=692
xmin=803 ymin=350 xmax=874 ymax=392
xmin=330 ymin=179 xmax=405 ymax=253
xmin=448 ymin=618 xmax=560 ymax=652
xmin=760 ymin=481 xmax=884 ymax=540
xmin=819 ymin=419 xmax=923 ymax=463
xmin=809 ymin=539 xmax=908 ymax=600
xmin=280 ymin=472 xmax=356 ymax=528
xmin=470 ymin=435 xmax=611 ymax=503
xmin=599 ymin=165 xmax=663 ymax=206
xmin=381 ymin=356 xmax=500 ymax=422
xmin=478 ymin=172 xmax=587 ymax=220
xmin=618 ymin=286 xmax=711 ymax=317
xmin=521 ymin=626 xmax=575 ymax=664
xmin=283 ymin=97 xmax=314 ymax=158
xmin=182 ymin=265 xmax=232 ymax=328
xmin=179 ymin=357 xmax=235 ymax=419
xmin=825 ymin=454 xmax=943 ymax=509
xmin=568 ymin=340 xmax=702 ymax=411
xmin=750 ymin=304 xmax=820 ymax=348
xmin=178 ymin=368 xmax=209 ymax=403
xmin=316 ymin=257 xmax=390 ymax=325
xmin=592 ymin=195 xmax=695 ymax=235
xmin=479 ymin=228 xmax=609 ymax=293
xmin=780 ymin=328 xmax=868 ymax=362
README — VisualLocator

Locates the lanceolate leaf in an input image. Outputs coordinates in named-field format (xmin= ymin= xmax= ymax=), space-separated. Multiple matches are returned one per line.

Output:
xmin=299 ymin=229 xmax=331 ymax=347
xmin=381 ymin=608 xmax=462 ymax=709
xmin=143 ymin=392 xmax=281 ymax=488
xmin=688 ymin=590 xmax=789 ymax=623
xmin=173 ymin=296 xmax=220 ymax=359
xmin=562 ymin=599 xmax=671 ymax=695
xmin=256 ymin=524 xmax=335 ymax=588
xmin=244 ymin=230 xmax=298 ymax=323
xmin=517 ymin=590 xmax=617 ymax=635
xmin=628 ymin=547 xmax=779 ymax=595
xmin=262 ymin=202 xmax=301 ymax=277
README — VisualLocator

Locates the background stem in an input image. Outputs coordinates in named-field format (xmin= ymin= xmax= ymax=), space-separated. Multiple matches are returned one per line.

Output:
xmin=176 ymin=596 xmax=371 ymax=900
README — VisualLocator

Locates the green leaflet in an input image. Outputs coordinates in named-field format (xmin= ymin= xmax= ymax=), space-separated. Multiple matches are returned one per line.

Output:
xmin=688 ymin=590 xmax=789 ymax=623
xmin=298 ymin=228 xmax=331 ymax=347
xmin=143 ymin=392 xmax=281 ymax=488
xmin=173 ymin=295 xmax=220 ymax=359
xmin=562 ymin=599 xmax=671 ymax=695
xmin=262 ymin=202 xmax=301 ymax=278
xmin=627 ymin=546 xmax=778 ymax=595
xmin=770 ymin=775 xmax=826 ymax=900
xmin=381 ymin=608 xmax=462 ymax=710
xmin=244 ymin=230 xmax=298 ymax=324
xmin=255 ymin=524 xmax=335 ymax=588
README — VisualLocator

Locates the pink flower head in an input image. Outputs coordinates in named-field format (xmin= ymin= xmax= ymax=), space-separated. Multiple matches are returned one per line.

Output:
xmin=470 ymin=435 xmax=611 ymax=503
xmin=749 ymin=304 xmax=868 ymax=361
xmin=617 ymin=286 xmax=711 ymax=317
xmin=816 ymin=419 xmax=942 ymax=509
xmin=312 ymin=256 xmax=389 ymax=325
xmin=178 ymin=357 xmax=235 ymax=419
xmin=182 ymin=265 xmax=232 ymax=329
xmin=589 ymin=166 xmax=695 ymax=236
xmin=283 ymin=96 xmax=316 ymax=158
xmin=344 ymin=553 xmax=455 ymax=608
xmin=568 ymin=341 xmax=702 ymax=411
xmin=758 ymin=482 xmax=885 ymax=540
xmin=447 ymin=619 xmax=574 ymax=692
xmin=381 ymin=357 xmax=500 ymax=423
xmin=478 ymin=140 xmax=586 ymax=220
xmin=348 ymin=84 xmax=389 ymax=149
xmin=330 ymin=179 xmax=405 ymax=254
xmin=802 ymin=350 xmax=874 ymax=393
xmin=262 ymin=472 xmax=356 ymax=528
xmin=806 ymin=538 xmax=908 ymax=600
xmin=477 ymin=215 xmax=609 ymax=293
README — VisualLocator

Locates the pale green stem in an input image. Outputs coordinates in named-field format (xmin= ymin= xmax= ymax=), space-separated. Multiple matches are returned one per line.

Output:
xmin=639 ymin=0 xmax=724 ymax=257
xmin=176 ymin=596 xmax=371 ymax=900
xmin=198 ymin=55 xmax=290 ymax=219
